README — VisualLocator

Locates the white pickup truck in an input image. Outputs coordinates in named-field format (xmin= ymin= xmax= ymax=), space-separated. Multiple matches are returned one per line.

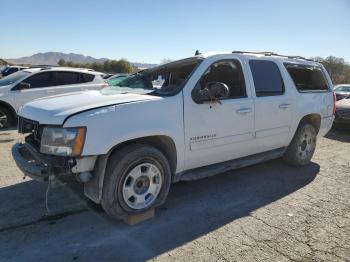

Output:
xmin=12 ymin=52 xmax=335 ymax=220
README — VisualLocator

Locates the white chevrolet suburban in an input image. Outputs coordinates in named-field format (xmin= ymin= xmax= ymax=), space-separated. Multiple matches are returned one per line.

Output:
xmin=0 ymin=67 xmax=106 ymax=129
xmin=12 ymin=51 xmax=335 ymax=220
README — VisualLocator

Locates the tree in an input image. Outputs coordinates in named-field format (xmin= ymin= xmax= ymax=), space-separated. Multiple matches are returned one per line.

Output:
xmin=311 ymin=56 xmax=350 ymax=84
xmin=160 ymin=58 xmax=172 ymax=64
xmin=57 ymin=59 xmax=66 ymax=66
xmin=56 ymin=58 xmax=134 ymax=74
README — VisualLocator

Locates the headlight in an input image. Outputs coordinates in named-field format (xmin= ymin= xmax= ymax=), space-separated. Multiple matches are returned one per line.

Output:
xmin=40 ymin=127 xmax=86 ymax=156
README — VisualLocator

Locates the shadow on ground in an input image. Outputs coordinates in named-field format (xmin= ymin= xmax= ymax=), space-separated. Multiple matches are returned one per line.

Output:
xmin=0 ymin=160 xmax=319 ymax=261
xmin=326 ymin=128 xmax=350 ymax=143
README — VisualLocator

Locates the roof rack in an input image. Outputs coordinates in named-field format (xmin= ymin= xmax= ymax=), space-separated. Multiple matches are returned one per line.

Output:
xmin=232 ymin=51 xmax=313 ymax=61
xmin=28 ymin=65 xmax=58 ymax=70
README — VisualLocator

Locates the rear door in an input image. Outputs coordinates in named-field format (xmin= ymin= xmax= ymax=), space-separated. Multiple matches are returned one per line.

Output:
xmin=248 ymin=59 xmax=293 ymax=152
xmin=50 ymin=71 xmax=87 ymax=95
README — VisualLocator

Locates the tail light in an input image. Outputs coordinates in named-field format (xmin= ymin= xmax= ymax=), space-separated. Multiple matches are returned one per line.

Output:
xmin=101 ymin=83 xmax=108 ymax=88
xmin=333 ymin=92 xmax=336 ymax=115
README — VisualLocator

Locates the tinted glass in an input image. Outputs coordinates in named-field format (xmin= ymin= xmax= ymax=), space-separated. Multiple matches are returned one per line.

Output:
xmin=199 ymin=60 xmax=246 ymax=98
xmin=7 ymin=68 xmax=18 ymax=74
xmin=24 ymin=72 xmax=52 ymax=88
xmin=0 ymin=71 xmax=30 ymax=86
xmin=250 ymin=60 xmax=284 ymax=97
xmin=54 ymin=71 xmax=80 ymax=85
xmin=285 ymin=64 xmax=328 ymax=91
xmin=80 ymin=73 xmax=95 ymax=83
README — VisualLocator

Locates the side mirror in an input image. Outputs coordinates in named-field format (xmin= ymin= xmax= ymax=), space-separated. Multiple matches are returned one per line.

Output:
xmin=193 ymin=82 xmax=229 ymax=103
xmin=16 ymin=82 xmax=31 ymax=90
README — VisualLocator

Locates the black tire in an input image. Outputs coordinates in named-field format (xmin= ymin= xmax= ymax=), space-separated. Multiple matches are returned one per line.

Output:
xmin=101 ymin=144 xmax=171 ymax=220
xmin=0 ymin=106 xmax=14 ymax=129
xmin=283 ymin=122 xmax=317 ymax=167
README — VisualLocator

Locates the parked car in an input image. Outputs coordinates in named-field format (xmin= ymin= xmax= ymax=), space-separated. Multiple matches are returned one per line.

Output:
xmin=106 ymin=74 xmax=128 ymax=86
xmin=0 ymin=66 xmax=28 ymax=78
xmin=0 ymin=67 xmax=107 ymax=129
xmin=334 ymin=97 xmax=350 ymax=129
xmin=102 ymin=73 xmax=115 ymax=79
xmin=334 ymin=84 xmax=350 ymax=101
xmin=12 ymin=52 xmax=334 ymax=221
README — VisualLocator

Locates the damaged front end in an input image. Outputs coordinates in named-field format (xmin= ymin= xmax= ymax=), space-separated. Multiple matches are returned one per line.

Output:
xmin=12 ymin=117 xmax=96 ymax=182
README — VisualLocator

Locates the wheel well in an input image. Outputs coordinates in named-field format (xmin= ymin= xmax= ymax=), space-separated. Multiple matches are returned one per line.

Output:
xmin=108 ymin=135 xmax=177 ymax=175
xmin=299 ymin=114 xmax=321 ymax=134
xmin=0 ymin=101 xmax=17 ymax=120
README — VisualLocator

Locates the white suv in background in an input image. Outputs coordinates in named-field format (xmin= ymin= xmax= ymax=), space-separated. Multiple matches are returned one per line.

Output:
xmin=0 ymin=65 xmax=29 ymax=78
xmin=0 ymin=67 xmax=106 ymax=128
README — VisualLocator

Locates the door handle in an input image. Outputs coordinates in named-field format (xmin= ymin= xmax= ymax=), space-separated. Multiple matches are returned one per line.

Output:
xmin=279 ymin=103 xmax=290 ymax=110
xmin=236 ymin=108 xmax=252 ymax=115
xmin=47 ymin=90 xmax=56 ymax=93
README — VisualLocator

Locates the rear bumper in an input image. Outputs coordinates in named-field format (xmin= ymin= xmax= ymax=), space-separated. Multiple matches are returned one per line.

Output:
xmin=12 ymin=143 xmax=51 ymax=182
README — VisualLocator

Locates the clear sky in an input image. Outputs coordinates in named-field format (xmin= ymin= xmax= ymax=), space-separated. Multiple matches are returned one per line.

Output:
xmin=1 ymin=0 xmax=349 ymax=63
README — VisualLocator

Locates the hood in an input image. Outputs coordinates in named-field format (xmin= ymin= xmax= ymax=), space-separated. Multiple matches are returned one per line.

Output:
xmin=19 ymin=90 xmax=160 ymax=125
xmin=336 ymin=98 xmax=350 ymax=109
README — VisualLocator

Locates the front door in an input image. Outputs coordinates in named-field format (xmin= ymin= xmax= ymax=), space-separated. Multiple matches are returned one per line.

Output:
xmin=183 ymin=58 xmax=255 ymax=170
xmin=13 ymin=71 xmax=55 ymax=112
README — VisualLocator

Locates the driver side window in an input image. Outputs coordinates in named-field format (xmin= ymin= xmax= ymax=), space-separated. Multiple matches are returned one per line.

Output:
xmin=199 ymin=60 xmax=247 ymax=99
xmin=23 ymin=72 xmax=53 ymax=88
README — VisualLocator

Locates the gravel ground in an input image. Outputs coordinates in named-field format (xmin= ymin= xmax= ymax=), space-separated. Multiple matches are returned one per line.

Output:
xmin=0 ymin=128 xmax=349 ymax=262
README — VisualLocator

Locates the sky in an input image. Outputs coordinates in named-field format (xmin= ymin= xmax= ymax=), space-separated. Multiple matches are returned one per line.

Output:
xmin=0 ymin=0 xmax=349 ymax=64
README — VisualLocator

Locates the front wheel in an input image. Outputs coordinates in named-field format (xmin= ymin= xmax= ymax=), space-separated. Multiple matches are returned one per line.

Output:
xmin=283 ymin=122 xmax=317 ymax=167
xmin=101 ymin=144 xmax=171 ymax=220
xmin=0 ymin=106 xmax=14 ymax=129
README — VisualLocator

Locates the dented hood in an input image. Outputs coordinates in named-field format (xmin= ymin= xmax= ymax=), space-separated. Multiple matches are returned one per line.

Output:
xmin=19 ymin=90 xmax=158 ymax=125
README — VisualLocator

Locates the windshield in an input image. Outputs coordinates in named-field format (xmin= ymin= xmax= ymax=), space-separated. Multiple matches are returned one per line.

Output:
xmin=335 ymin=86 xmax=350 ymax=92
xmin=0 ymin=70 xmax=30 ymax=86
xmin=107 ymin=75 xmax=128 ymax=86
xmin=101 ymin=58 xmax=202 ymax=96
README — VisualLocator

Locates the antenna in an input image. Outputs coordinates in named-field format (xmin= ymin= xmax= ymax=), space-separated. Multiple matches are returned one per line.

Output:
xmin=195 ymin=50 xmax=201 ymax=56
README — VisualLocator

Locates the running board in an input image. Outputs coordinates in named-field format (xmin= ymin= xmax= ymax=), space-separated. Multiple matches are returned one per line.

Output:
xmin=175 ymin=147 xmax=286 ymax=182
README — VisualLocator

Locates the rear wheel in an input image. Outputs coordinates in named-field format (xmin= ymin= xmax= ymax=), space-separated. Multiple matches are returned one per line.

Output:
xmin=0 ymin=106 xmax=14 ymax=129
xmin=283 ymin=122 xmax=317 ymax=167
xmin=101 ymin=144 xmax=171 ymax=220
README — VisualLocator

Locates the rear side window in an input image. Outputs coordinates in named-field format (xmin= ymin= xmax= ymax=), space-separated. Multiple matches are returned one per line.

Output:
xmin=24 ymin=72 xmax=52 ymax=88
xmin=284 ymin=64 xmax=329 ymax=92
xmin=249 ymin=60 xmax=284 ymax=97
xmin=54 ymin=71 xmax=80 ymax=85
xmin=80 ymin=73 xmax=95 ymax=83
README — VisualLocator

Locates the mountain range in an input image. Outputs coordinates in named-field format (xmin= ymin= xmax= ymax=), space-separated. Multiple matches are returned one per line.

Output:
xmin=5 ymin=52 xmax=157 ymax=69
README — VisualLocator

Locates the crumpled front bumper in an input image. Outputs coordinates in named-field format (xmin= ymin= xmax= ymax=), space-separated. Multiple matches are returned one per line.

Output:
xmin=12 ymin=143 xmax=52 ymax=182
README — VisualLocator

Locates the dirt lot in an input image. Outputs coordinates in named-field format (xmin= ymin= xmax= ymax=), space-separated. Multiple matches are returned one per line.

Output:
xmin=0 ymin=128 xmax=349 ymax=262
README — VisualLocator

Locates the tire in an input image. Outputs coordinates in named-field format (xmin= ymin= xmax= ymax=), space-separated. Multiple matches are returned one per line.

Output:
xmin=283 ymin=122 xmax=317 ymax=167
xmin=0 ymin=106 xmax=14 ymax=129
xmin=101 ymin=144 xmax=171 ymax=220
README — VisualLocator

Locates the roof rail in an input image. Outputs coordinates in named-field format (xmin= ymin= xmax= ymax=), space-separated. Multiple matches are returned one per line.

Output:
xmin=232 ymin=51 xmax=312 ymax=61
